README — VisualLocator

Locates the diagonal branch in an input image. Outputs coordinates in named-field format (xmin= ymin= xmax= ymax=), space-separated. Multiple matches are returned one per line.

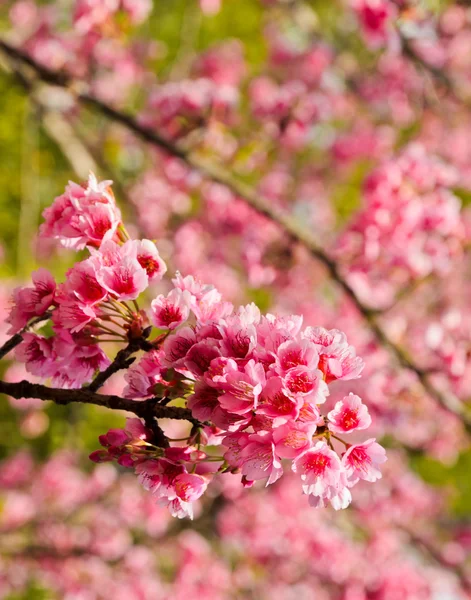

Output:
xmin=0 ymin=39 xmax=470 ymax=431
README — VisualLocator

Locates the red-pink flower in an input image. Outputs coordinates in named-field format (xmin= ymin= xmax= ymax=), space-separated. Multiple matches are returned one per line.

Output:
xmin=64 ymin=260 xmax=107 ymax=306
xmin=184 ymin=339 xmax=221 ymax=377
xmin=191 ymin=287 xmax=233 ymax=323
xmin=187 ymin=382 xmax=221 ymax=421
xmin=273 ymin=339 xmax=319 ymax=375
xmin=218 ymin=304 xmax=260 ymax=359
xmin=53 ymin=343 xmax=111 ymax=388
xmin=342 ymin=438 xmax=387 ymax=485
xmin=40 ymin=173 xmax=121 ymax=250
xmin=239 ymin=433 xmax=283 ymax=486
xmin=124 ymin=350 xmax=165 ymax=399
xmin=304 ymin=326 xmax=364 ymax=383
xmin=7 ymin=269 xmax=56 ymax=334
xmin=222 ymin=432 xmax=250 ymax=468
xmin=53 ymin=299 xmax=97 ymax=333
xmin=130 ymin=239 xmax=167 ymax=282
xmin=15 ymin=333 xmax=56 ymax=378
xmin=217 ymin=359 xmax=266 ymax=415
xmin=292 ymin=441 xmax=342 ymax=498
xmin=151 ymin=289 xmax=191 ymax=330
xmin=273 ymin=421 xmax=316 ymax=459
xmin=351 ymin=0 xmax=396 ymax=49
xmin=328 ymin=393 xmax=372 ymax=434
xmin=97 ymin=256 xmax=148 ymax=301
xmin=172 ymin=473 xmax=208 ymax=503
xmin=257 ymin=376 xmax=300 ymax=423
xmin=283 ymin=366 xmax=329 ymax=404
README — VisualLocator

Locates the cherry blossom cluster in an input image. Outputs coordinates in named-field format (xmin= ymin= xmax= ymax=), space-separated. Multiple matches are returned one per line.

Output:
xmin=8 ymin=174 xmax=166 ymax=388
xmin=5 ymin=174 xmax=385 ymax=518
xmin=335 ymin=144 xmax=466 ymax=307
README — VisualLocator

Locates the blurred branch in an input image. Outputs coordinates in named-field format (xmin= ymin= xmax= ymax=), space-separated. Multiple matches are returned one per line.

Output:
xmin=41 ymin=111 xmax=98 ymax=178
xmin=0 ymin=40 xmax=470 ymax=432
xmin=404 ymin=528 xmax=471 ymax=593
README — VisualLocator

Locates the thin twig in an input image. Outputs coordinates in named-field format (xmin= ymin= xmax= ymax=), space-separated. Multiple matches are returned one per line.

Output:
xmin=88 ymin=341 xmax=138 ymax=392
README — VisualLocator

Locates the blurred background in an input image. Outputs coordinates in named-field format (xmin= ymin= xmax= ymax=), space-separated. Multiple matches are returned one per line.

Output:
xmin=0 ymin=0 xmax=470 ymax=598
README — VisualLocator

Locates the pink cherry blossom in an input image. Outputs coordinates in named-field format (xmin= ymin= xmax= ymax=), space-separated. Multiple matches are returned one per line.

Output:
xmin=40 ymin=173 xmax=122 ymax=250
xmin=304 ymin=326 xmax=365 ymax=383
xmin=97 ymin=256 xmax=148 ymax=301
xmin=52 ymin=298 xmax=97 ymax=333
xmin=173 ymin=473 xmax=208 ymax=503
xmin=273 ymin=421 xmax=316 ymax=459
xmin=187 ymin=382 xmax=221 ymax=421
xmin=184 ymin=339 xmax=221 ymax=377
xmin=130 ymin=239 xmax=167 ymax=282
xmin=53 ymin=343 xmax=111 ymax=388
xmin=292 ymin=441 xmax=347 ymax=508
xmin=124 ymin=350 xmax=165 ymax=399
xmin=239 ymin=433 xmax=283 ymax=486
xmin=64 ymin=260 xmax=107 ymax=306
xmin=351 ymin=0 xmax=396 ymax=49
xmin=328 ymin=393 xmax=372 ymax=434
xmin=273 ymin=338 xmax=319 ymax=375
xmin=162 ymin=327 xmax=198 ymax=367
xmin=342 ymin=439 xmax=387 ymax=485
xmin=15 ymin=333 xmax=56 ymax=378
xmin=217 ymin=359 xmax=266 ymax=415
xmin=283 ymin=365 xmax=329 ymax=404
xmin=218 ymin=303 xmax=260 ymax=359
xmin=7 ymin=269 xmax=56 ymax=334
xmin=151 ymin=288 xmax=192 ymax=330
xmin=257 ymin=375 xmax=300 ymax=423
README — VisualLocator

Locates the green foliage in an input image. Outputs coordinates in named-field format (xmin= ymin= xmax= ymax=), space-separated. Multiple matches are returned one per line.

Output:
xmin=410 ymin=449 xmax=471 ymax=517
xmin=453 ymin=187 xmax=471 ymax=207
xmin=331 ymin=161 xmax=370 ymax=225
xmin=5 ymin=582 xmax=55 ymax=600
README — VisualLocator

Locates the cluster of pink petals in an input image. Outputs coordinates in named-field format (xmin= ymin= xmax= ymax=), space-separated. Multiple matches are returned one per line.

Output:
xmin=120 ymin=271 xmax=384 ymax=513
xmin=73 ymin=0 xmax=152 ymax=34
xmin=40 ymin=173 xmax=123 ymax=250
xmin=91 ymin=418 xmax=209 ymax=519
xmin=9 ymin=175 xmax=166 ymax=388
xmin=336 ymin=144 xmax=466 ymax=307
xmin=6 ymin=268 xmax=56 ymax=334
xmin=6 ymin=174 xmax=385 ymax=517
xmin=141 ymin=78 xmax=238 ymax=140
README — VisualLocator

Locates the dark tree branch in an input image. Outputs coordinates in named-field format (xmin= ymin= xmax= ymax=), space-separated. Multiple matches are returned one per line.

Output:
xmin=88 ymin=337 xmax=151 ymax=392
xmin=0 ymin=40 xmax=470 ymax=431
xmin=0 ymin=379 xmax=199 ymax=425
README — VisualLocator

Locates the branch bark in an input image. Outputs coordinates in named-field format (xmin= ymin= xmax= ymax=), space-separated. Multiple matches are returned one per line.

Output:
xmin=88 ymin=336 xmax=153 ymax=392
xmin=0 ymin=379 xmax=198 ymax=424
xmin=0 ymin=39 xmax=470 ymax=431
